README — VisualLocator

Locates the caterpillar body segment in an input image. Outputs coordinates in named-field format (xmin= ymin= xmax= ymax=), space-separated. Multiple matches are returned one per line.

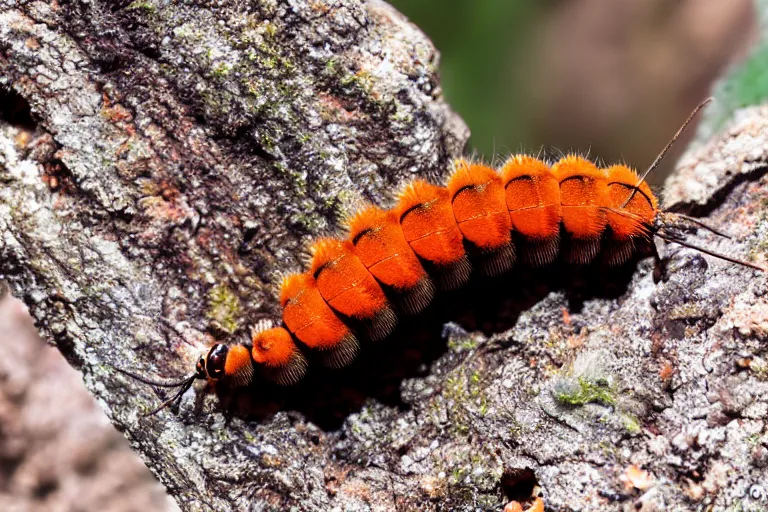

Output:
xmin=396 ymin=179 xmax=472 ymax=291
xmin=448 ymin=160 xmax=515 ymax=276
xmin=250 ymin=325 xmax=308 ymax=386
xmin=346 ymin=206 xmax=436 ymax=315
xmin=279 ymin=273 xmax=361 ymax=368
xmin=500 ymin=155 xmax=562 ymax=266
xmin=309 ymin=238 xmax=398 ymax=342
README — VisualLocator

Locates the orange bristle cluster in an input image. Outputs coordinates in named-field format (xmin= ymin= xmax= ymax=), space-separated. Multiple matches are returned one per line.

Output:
xmin=223 ymin=344 xmax=254 ymax=387
xmin=251 ymin=327 xmax=308 ymax=385
xmin=197 ymin=153 xmax=671 ymax=390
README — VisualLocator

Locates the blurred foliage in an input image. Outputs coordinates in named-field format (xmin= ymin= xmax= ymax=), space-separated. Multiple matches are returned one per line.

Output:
xmin=388 ymin=0 xmax=546 ymax=160
xmin=700 ymin=0 xmax=768 ymax=140
xmin=391 ymin=0 xmax=759 ymax=184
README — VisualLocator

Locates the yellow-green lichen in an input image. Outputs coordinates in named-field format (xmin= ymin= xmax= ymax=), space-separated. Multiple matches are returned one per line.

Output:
xmin=447 ymin=334 xmax=479 ymax=352
xmin=554 ymin=376 xmax=615 ymax=407
xmin=211 ymin=62 xmax=233 ymax=79
xmin=126 ymin=0 xmax=157 ymax=13
xmin=205 ymin=285 xmax=242 ymax=334
xmin=621 ymin=413 xmax=642 ymax=434
xmin=441 ymin=368 xmax=490 ymax=434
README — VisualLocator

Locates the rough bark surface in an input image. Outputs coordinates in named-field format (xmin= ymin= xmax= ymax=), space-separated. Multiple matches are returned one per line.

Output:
xmin=1 ymin=1 xmax=768 ymax=511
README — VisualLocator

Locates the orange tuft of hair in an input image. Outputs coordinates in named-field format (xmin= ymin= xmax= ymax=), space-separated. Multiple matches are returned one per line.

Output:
xmin=447 ymin=160 xmax=511 ymax=250
xmin=346 ymin=206 xmax=427 ymax=291
xmin=309 ymin=238 xmax=389 ymax=320
xmin=279 ymin=273 xmax=352 ymax=349
xmin=251 ymin=327 xmax=298 ymax=367
xmin=500 ymin=155 xmax=561 ymax=239
xmin=223 ymin=345 xmax=251 ymax=376
xmin=223 ymin=344 xmax=255 ymax=387
xmin=551 ymin=155 xmax=608 ymax=239
xmin=604 ymin=164 xmax=658 ymax=240
xmin=395 ymin=180 xmax=466 ymax=265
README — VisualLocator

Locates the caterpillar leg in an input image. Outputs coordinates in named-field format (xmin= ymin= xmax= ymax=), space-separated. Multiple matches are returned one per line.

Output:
xmin=563 ymin=237 xmax=602 ymax=265
xmin=428 ymin=255 xmax=472 ymax=291
xmin=395 ymin=276 xmax=435 ymax=315
xmin=316 ymin=333 xmax=360 ymax=368
xmin=364 ymin=306 xmax=398 ymax=341
xmin=601 ymin=238 xmax=636 ymax=266
xmin=518 ymin=236 xmax=560 ymax=267
xmin=262 ymin=350 xmax=309 ymax=385
xmin=475 ymin=242 xmax=516 ymax=276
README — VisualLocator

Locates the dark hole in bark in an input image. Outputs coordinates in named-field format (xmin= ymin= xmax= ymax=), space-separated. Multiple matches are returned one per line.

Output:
xmin=501 ymin=467 xmax=538 ymax=502
xmin=0 ymin=87 xmax=36 ymax=131
xmin=33 ymin=477 xmax=59 ymax=499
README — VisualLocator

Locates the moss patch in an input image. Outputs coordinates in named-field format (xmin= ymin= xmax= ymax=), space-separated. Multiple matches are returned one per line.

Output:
xmin=554 ymin=376 xmax=615 ymax=407
xmin=205 ymin=284 xmax=242 ymax=334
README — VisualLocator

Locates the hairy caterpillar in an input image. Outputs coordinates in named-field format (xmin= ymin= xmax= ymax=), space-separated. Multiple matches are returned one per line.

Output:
xmin=121 ymin=99 xmax=764 ymax=416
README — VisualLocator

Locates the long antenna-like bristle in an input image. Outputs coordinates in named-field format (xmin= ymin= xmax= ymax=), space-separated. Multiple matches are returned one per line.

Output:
xmin=655 ymin=232 xmax=766 ymax=272
xmin=622 ymin=98 xmax=713 ymax=208
xmin=112 ymin=365 xmax=193 ymax=388
xmin=142 ymin=376 xmax=197 ymax=417
xmin=674 ymin=213 xmax=732 ymax=239
xmin=112 ymin=365 xmax=200 ymax=416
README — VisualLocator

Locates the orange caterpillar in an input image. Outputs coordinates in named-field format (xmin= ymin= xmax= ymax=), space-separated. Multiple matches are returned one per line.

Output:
xmin=123 ymin=100 xmax=764 ymax=415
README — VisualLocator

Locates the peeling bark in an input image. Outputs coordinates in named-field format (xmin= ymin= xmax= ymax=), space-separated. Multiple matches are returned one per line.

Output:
xmin=2 ymin=1 xmax=768 ymax=511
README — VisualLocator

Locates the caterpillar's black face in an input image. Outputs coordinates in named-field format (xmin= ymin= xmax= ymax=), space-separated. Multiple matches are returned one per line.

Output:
xmin=205 ymin=344 xmax=229 ymax=380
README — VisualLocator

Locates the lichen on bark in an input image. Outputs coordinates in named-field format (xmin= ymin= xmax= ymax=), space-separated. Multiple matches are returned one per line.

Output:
xmin=2 ymin=1 xmax=768 ymax=511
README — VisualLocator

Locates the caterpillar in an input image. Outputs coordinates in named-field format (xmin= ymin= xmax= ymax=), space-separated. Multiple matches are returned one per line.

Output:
xmin=121 ymin=99 xmax=764 ymax=415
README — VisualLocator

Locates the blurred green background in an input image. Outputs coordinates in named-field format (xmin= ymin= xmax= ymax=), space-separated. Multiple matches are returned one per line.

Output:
xmin=389 ymin=0 xmax=759 ymax=185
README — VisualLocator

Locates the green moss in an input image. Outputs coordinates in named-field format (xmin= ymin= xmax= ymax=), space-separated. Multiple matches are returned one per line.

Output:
xmin=447 ymin=335 xmax=478 ymax=352
xmin=205 ymin=285 xmax=242 ymax=334
xmin=442 ymin=368 xmax=490 ymax=433
xmin=324 ymin=57 xmax=340 ymax=75
xmin=749 ymin=358 xmax=768 ymax=381
xmin=699 ymin=0 xmax=768 ymax=138
xmin=340 ymin=70 xmax=375 ymax=94
xmin=451 ymin=467 xmax=468 ymax=484
xmin=621 ymin=413 xmax=642 ymax=434
xmin=211 ymin=62 xmax=232 ymax=79
xmin=126 ymin=0 xmax=156 ymax=13
xmin=554 ymin=376 xmax=615 ymax=407
xmin=261 ymin=56 xmax=277 ymax=70
xmin=263 ymin=21 xmax=278 ymax=38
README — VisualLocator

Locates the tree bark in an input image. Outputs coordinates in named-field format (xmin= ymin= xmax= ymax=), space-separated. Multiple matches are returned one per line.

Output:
xmin=2 ymin=1 xmax=768 ymax=511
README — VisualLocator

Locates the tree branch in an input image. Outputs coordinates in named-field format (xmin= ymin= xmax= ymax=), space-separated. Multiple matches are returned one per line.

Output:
xmin=2 ymin=1 xmax=768 ymax=511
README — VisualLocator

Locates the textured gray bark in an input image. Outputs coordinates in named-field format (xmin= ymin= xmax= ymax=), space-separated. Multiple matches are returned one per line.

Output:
xmin=2 ymin=1 xmax=768 ymax=511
